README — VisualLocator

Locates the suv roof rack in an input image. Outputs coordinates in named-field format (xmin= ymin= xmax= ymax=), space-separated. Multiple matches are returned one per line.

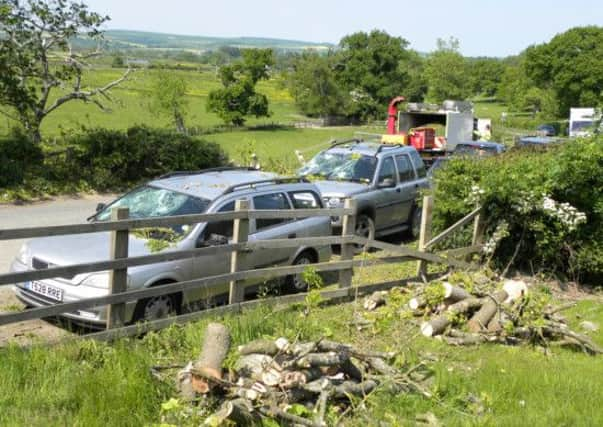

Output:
xmin=329 ymin=138 xmax=363 ymax=148
xmin=158 ymin=166 xmax=257 ymax=180
xmin=222 ymin=177 xmax=310 ymax=194
xmin=376 ymin=144 xmax=403 ymax=153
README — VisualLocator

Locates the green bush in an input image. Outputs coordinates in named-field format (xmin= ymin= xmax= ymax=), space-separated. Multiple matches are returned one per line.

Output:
xmin=62 ymin=126 xmax=227 ymax=189
xmin=431 ymin=137 xmax=603 ymax=284
xmin=0 ymin=129 xmax=43 ymax=187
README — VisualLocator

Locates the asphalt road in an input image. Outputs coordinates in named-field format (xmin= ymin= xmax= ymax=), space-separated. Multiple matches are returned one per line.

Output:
xmin=0 ymin=193 xmax=115 ymax=345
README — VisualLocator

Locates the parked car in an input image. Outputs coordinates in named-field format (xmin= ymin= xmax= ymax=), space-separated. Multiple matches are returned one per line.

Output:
xmin=452 ymin=141 xmax=506 ymax=157
xmin=298 ymin=140 xmax=429 ymax=245
xmin=536 ymin=124 xmax=556 ymax=136
xmin=10 ymin=168 xmax=332 ymax=327
xmin=516 ymin=136 xmax=560 ymax=148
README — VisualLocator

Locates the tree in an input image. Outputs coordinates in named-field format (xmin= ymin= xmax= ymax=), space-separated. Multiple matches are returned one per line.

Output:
xmin=287 ymin=52 xmax=345 ymax=117
xmin=523 ymin=26 xmax=603 ymax=116
xmin=149 ymin=70 xmax=189 ymax=133
xmin=467 ymin=58 xmax=505 ymax=97
xmin=0 ymin=0 xmax=131 ymax=143
xmin=207 ymin=48 xmax=274 ymax=126
xmin=334 ymin=30 xmax=415 ymax=119
xmin=424 ymin=37 xmax=470 ymax=102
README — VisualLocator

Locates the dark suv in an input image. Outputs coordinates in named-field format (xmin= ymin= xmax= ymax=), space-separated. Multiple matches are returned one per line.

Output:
xmin=298 ymin=140 xmax=429 ymax=243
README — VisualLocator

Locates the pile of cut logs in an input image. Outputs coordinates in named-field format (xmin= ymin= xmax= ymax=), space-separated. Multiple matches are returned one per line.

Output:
xmin=177 ymin=323 xmax=431 ymax=426
xmin=396 ymin=279 xmax=602 ymax=354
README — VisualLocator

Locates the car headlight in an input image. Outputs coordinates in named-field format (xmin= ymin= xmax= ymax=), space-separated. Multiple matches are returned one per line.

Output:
xmin=80 ymin=273 xmax=110 ymax=289
xmin=17 ymin=245 xmax=31 ymax=265
xmin=326 ymin=197 xmax=344 ymax=208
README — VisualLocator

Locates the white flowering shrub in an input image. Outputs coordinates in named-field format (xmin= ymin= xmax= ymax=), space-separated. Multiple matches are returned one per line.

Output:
xmin=430 ymin=137 xmax=603 ymax=284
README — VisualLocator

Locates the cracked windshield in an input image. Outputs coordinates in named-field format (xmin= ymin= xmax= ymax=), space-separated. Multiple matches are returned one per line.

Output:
xmin=298 ymin=152 xmax=377 ymax=183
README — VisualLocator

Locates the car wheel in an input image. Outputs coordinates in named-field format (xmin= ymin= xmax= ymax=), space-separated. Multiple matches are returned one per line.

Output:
xmin=407 ymin=206 xmax=422 ymax=240
xmin=354 ymin=214 xmax=375 ymax=254
xmin=286 ymin=252 xmax=315 ymax=292
xmin=133 ymin=287 xmax=181 ymax=323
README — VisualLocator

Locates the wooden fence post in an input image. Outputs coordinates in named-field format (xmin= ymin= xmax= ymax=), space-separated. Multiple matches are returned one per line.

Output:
xmin=472 ymin=207 xmax=486 ymax=247
xmin=107 ymin=207 xmax=129 ymax=329
xmin=229 ymin=199 xmax=250 ymax=305
xmin=416 ymin=195 xmax=434 ymax=279
xmin=338 ymin=198 xmax=357 ymax=290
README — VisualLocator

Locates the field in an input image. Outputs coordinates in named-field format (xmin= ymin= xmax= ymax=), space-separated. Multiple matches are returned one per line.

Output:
xmin=0 ymin=268 xmax=601 ymax=426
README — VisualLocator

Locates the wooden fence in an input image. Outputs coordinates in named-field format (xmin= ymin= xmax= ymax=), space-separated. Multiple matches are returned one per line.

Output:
xmin=0 ymin=197 xmax=484 ymax=341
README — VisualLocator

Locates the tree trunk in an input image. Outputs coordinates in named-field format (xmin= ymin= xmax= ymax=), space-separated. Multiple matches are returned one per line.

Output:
xmin=443 ymin=282 xmax=470 ymax=302
xmin=192 ymin=323 xmax=231 ymax=393
xmin=421 ymin=297 xmax=483 ymax=337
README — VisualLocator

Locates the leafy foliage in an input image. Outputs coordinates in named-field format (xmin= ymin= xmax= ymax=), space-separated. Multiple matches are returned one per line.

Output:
xmin=424 ymin=38 xmax=470 ymax=102
xmin=431 ymin=136 xmax=603 ymax=284
xmin=206 ymin=48 xmax=274 ymax=125
xmin=59 ymin=126 xmax=227 ymax=189
xmin=524 ymin=26 xmax=603 ymax=116
xmin=0 ymin=0 xmax=128 ymax=142
xmin=0 ymin=127 xmax=43 ymax=186
xmin=148 ymin=69 xmax=189 ymax=133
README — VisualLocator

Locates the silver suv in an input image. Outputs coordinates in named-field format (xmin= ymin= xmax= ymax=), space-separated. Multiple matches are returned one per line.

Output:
xmin=10 ymin=168 xmax=332 ymax=327
xmin=298 ymin=140 xmax=429 ymax=243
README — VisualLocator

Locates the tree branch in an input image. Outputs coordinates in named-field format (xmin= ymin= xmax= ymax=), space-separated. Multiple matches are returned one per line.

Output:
xmin=44 ymin=68 xmax=132 ymax=116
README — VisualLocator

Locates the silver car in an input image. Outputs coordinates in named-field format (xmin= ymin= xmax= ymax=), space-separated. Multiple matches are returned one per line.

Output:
xmin=299 ymin=141 xmax=429 ymax=243
xmin=10 ymin=168 xmax=332 ymax=327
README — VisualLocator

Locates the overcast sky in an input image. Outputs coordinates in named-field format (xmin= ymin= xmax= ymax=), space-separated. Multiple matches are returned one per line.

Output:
xmin=84 ymin=0 xmax=603 ymax=57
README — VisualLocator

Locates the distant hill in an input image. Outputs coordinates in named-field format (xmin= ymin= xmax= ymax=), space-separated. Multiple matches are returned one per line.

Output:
xmin=80 ymin=29 xmax=334 ymax=53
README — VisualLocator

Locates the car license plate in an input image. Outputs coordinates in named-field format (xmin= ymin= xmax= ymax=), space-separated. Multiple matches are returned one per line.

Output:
xmin=25 ymin=281 xmax=63 ymax=302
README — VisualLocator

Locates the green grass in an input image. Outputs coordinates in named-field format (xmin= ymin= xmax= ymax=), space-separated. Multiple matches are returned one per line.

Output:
xmin=1 ymin=261 xmax=601 ymax=426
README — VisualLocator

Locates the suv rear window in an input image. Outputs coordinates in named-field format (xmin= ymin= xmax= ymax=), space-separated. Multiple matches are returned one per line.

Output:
xmin=289 ymin=191 xmax=321 ymax=209
xmin=254 ymin=193 xmax=291 ymax=230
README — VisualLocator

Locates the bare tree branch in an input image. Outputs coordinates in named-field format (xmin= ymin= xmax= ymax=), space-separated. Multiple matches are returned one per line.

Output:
xmin=44 ymin=68 xmax=132 ymax=116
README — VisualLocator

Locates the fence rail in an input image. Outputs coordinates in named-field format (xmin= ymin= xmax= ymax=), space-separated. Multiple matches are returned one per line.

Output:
xmin=0 ymin=196 xmax=484 ymax=338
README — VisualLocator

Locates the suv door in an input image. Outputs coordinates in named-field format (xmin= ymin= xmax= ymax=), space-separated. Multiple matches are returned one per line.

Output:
xmin=248 ymin=192 xmax=297 ymax=268
xmin=373 ymin=156 xmax=400 ymax=230
xmin=393 ymin=153 xmax=419 ymax=223
xmin=189 ymin=199 xmax=239 ymax=304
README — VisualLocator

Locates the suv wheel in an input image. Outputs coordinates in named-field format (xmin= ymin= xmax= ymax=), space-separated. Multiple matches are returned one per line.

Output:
xmin=286 ymin=252 xmax=315 ymax=292
xmin=408 ymin=206 xmax=422 ymax=240
xmin=133 ymin=287 xmax=181 ymax=322
xmin=354 ymin=214 xmax=375 ymax=254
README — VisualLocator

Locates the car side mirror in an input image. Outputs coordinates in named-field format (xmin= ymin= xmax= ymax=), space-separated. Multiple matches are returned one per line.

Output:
xmin=378 ymin=178 xmax=396 ymax=188
xmin=96 ymin=203 xmax=106 ymax=212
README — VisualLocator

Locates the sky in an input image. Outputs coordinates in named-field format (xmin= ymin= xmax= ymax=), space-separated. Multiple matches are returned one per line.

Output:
xmin=83 ymin=0 xmax=603 ymax=57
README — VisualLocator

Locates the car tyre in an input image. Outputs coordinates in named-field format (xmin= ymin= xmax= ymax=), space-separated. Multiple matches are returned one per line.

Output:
xmin=354 ymin=214 xmax=375 ymax=254
xmin=132 ymin=285 xmax=181 ymax=323
xmin=286 ymin=251 xmax=316 ymax=292
xmin=407 ymin=206 xmax=422 ymax=240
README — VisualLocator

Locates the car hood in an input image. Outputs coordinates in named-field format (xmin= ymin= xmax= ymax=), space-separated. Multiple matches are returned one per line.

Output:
xmin=22 ymin=232 xmax=183 ymax=281
xmin=312 ymin=180 xmax=370 ymax=198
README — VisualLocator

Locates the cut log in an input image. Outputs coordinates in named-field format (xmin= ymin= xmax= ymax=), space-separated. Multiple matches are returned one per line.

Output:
xmin=409 ymin=296 xmax=425 ymax=310
xmin=238 ymin=337 xmax=289 ymax=356
xmin=341 ymin=358 xmax=364 ymax=381
xmin=234 ymin=354 xmax=282 ymax=382
xmin=363 ymin=291 xmax=387 ymax=311
xmin=502 ymin=280 xmax=528 ymax=303
xmin=208 ymin=398 xmax=256 ymax=426
xmin=192 ymin=323 xmax=230 ymax=393
xmin=421 ymin=297 xmax=483 ymax=337
xmin=177 ymin=362 xmax=195 ymax=402
xmin=421 ymin=317 xmax=450 ymax=337
xmin=296 ymin=352 xmax=348 ymax=369
xmin=467 ymin=290 xmax=508 ymax=333
xmin=366 ymin=357 xmax=398 ymax=376
xmin=443 ymin=282 xmax=470 ymax=302
xmin=317 ymin=340 xmax=395 ymax=360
